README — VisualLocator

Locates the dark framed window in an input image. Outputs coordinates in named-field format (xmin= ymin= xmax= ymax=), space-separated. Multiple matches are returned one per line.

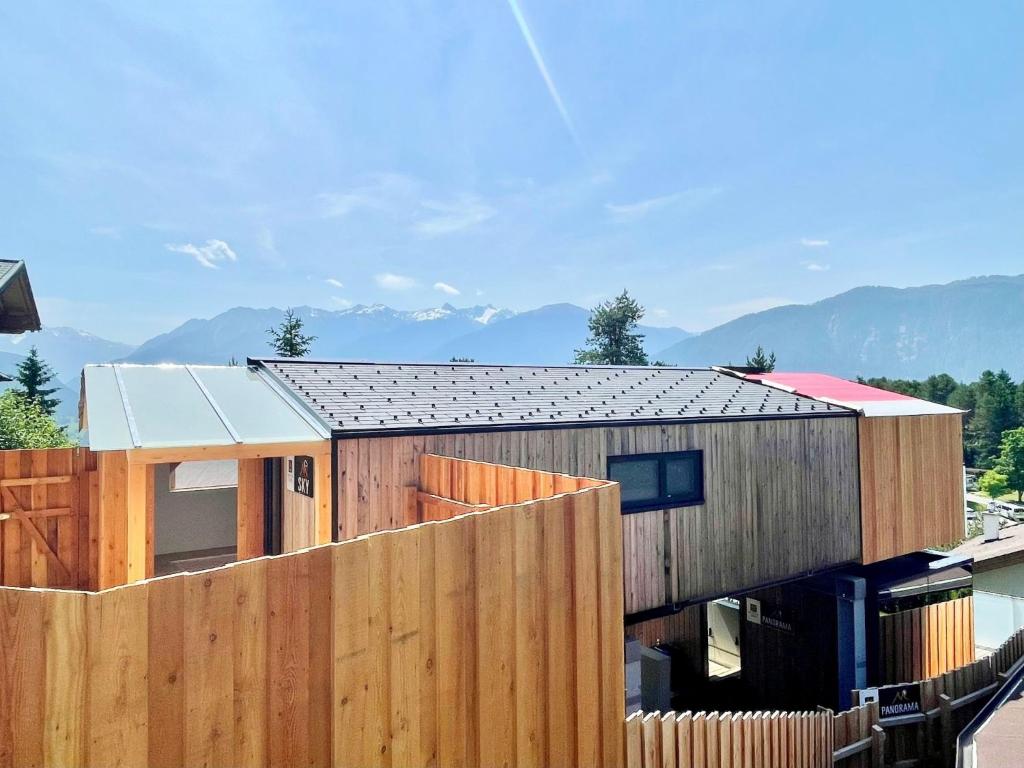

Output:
xmin=607 ymin=450 xmax=704 ymax=513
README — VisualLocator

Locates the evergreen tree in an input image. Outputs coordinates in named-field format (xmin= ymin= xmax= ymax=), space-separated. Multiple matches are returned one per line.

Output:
xmin=967 ymin=370 xmax=1017 ymax=468
xmin=15 ymin=345 xmax=60 ymax=416
xmin=745 ymin=346 xmax=776 ymax=373
xmin=921 ymin=374 xmax=958 ymax=405
xmin=573 ymin=290 xmax=649 ymax=366
xmin=267 ymin=308 xmax=317 ymax=358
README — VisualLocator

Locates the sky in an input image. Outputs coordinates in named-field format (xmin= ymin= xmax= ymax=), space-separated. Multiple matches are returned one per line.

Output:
xmin=1 ymin=1 xmax=1022 ymax=344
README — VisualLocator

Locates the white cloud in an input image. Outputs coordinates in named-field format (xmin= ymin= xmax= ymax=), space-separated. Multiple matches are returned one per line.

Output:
xmin=165 ymin=239 xmax=238 ymax=269
xmin=802 ymin=261 xmax=830 ymax=272
xmin=325 ymin=277 xmax=344 ymax=288
xmin=710 ymin=296 xmax=794 ymax=318
xmin=331 ymin=296 xmax=353 ymax=309
xmin=375 ymin=272 xmax=416 ymax=291
xmin=318 ymin=172 xmax=418 ymax=219
xmin=434 ymin=281 xmax=461 ymax=296
xmin=414 ymin=198 xmax=496 ymax=236
xmin=651 ymin=308 xmax=670 ymax=319
xmin=800 ymin=238 xmax=830 ymax=248
xmin=605 ymin=187 xmax=722 ymax=223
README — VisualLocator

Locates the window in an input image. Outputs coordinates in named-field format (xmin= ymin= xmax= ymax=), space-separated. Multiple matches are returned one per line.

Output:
xmin=608 ymin=451 xmax=703 ymax=513
xmin=169 ymin=460 xmax=238 ymax=492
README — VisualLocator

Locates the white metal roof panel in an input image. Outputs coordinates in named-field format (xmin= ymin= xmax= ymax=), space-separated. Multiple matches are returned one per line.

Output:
xmin=83 ymin=364 xmax=329 ymax=451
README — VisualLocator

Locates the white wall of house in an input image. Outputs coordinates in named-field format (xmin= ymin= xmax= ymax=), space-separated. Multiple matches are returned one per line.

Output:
xmin=154 ymin=462 xmax=237 ymax=555
xmin=975 ymin=563 xmax=1024 ymax=598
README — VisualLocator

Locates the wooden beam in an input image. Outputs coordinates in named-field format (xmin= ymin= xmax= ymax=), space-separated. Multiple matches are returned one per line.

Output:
xmin=0 ymin=475 xmax=72 ymax=487
xmin=125 ymin=440 xmax=331 ymax=465
xmin=237 ymin=458 xmax=265 ymax=560
xmin=125 ymin=462 xmax=153 ymax=583
xmin=313 ymin=453 xmax=333 ymax=545
xmin=97 ymin=450 xmax=129 ymax=588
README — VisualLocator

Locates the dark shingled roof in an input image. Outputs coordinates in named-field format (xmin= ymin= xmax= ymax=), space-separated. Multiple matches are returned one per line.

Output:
xmin=254 ymin=359 xmax=851 ymax=436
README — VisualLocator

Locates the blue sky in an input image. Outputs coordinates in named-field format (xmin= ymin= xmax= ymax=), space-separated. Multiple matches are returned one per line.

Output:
xmin=2 ymin=1 xmax=1021 ymax=344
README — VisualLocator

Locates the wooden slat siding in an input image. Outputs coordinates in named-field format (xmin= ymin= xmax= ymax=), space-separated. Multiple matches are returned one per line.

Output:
xmin=336 ymin=416 xmax=860 ymax=612
xmin=0 ymin=455 xmax=622 ymax=768
xmin=878 ymin=596 xmax=976 ymax=685
xmin=859 ymin=414 xmax=964 ymax=564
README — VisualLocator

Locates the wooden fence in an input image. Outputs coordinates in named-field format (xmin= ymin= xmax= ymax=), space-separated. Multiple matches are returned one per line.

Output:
xmin=624 ymin=703 xmax=883 ymax=768
xmin=879 ymin=596 xmax=975 ymax=685
xmin=0 ymin=448 xmax=95 ymax=590
xmin=859 ymin=625 xmax=1024 ymax=767
xmin=0 ymin=456 xmax=624 ymax=768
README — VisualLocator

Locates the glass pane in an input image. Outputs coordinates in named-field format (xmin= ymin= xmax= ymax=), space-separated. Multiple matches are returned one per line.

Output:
xmin=609 ymin=458 xmax=660 ymax=505
xmin=170 ymin=460 xmax=238 ymax=492
xmin=666 ymin=454 xmax=700 ymax=500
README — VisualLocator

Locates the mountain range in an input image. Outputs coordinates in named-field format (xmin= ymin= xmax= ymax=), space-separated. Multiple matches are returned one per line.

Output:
xmin=8 ymin=273 xmax=1024 ymax=428
xmin=658 ymin=274 xmax=1024 ymax=381
xmin=122 ymin=302 xmax=691 ymax=367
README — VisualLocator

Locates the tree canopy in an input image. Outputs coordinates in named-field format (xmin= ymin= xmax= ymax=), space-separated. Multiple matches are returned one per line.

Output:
xmin=0 ymin=391 xmax=73 ymax=449
xmin=15 ymin=345 xmax=60 ymax=416
xmin=573 ymin=290 xmax=649 ymax=366
xmin=267 ymin=308 xmax=317 ymax=358
xmin=993 ymin=428 xmax=1024 ymax=502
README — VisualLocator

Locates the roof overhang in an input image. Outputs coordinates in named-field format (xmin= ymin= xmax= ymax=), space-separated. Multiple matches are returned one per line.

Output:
xmin=0 ymin=261 xmax=41 ymax=333
xmin=720 ymin=369 xmax=965 ymax=418
xmin=82 ymin=363 xmax=330 ymax=453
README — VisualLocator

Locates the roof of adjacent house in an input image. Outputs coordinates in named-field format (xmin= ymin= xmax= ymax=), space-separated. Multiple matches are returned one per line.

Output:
xmin=736 ymin=371 xmax=964 ymax=417
xmin=0 ymin=260 xmax=41 ymax=333
xmin=82 ymin=364 xmax=330 ymax=451
xmin=952 ymin=522 xmax=1024 ymax=572
xmin=252 ymin=358 xmax=851 ymax=436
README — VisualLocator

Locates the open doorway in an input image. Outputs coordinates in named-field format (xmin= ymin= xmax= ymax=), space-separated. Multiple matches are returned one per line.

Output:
xmin=707 ymin=597 xmax=742 ymax=678
xmin=154 ymin=460 xmax=238 ymax=576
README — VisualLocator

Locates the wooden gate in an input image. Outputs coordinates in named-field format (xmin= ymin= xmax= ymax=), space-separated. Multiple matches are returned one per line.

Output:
xmin=0 ymin=448 xmax=94 ymax=589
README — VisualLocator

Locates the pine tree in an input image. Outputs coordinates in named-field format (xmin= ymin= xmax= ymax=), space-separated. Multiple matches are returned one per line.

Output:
xmin=745 ymin=346 xmax=776 ymax=373
xmin=573 ymin=290 xmax=649 ymax=366
xmin=967 ymin=370 xmax=1018 ymax=467
xmin=267 ymin=308 xmax=317 ymax=358
xmin=15 ymin=346 xmax=60 ymax=416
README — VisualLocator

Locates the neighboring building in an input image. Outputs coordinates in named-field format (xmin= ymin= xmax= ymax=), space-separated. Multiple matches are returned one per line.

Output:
xmin=0 ymin=259 xmax=40 ymax=334
xmin=954 ymin=522 xmax=1024 ymax=654
xmin=71 ymin=360 xmax=968 ymax=712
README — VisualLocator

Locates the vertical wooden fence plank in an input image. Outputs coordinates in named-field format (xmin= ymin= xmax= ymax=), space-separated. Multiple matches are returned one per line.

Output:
xmin=476 ymin=508 xmax=516 ymax=767
xmin=183 ymin=569 xmax=234 ymax=768
xmin=0 ymin=589 xmax=44 ymax=767
xmin=266 ymin=553 xmax=311 ymax=767
xmin=88 ymin=585 xmax=149 ymax=766
xmin=44 ymin=591 xmax=86 ymax=766
xmin=233 ymin=560 xmax=268 ymax=768
xmin=333 ymin=538 xmax=371 ymax=767
xmin=514 ymin=501 xmax=546 ymax=768
xmin=148 ymin=576 xmax=185 ymax=768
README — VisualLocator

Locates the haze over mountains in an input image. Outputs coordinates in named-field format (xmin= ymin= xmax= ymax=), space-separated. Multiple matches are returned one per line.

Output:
xmin=7 ymin=274 xmax=1024 ymax=428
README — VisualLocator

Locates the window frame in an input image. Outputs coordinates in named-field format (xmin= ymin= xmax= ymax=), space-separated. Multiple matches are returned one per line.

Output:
xmin=607 ymin=450 xmax=705 ymax=514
